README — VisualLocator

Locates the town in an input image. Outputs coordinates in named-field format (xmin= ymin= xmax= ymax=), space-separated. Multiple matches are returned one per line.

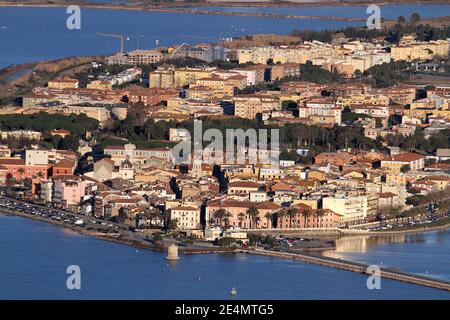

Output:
xmin=1 ymin=18 xmax=450 ymax=251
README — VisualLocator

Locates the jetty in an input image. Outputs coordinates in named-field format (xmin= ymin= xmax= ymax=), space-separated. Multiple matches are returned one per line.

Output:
xmin=243 ymin=249 xmax=450 ymax=292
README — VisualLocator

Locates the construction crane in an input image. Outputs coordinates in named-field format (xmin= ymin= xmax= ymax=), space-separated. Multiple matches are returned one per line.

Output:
xmin=96 ymin=32 xmax=125 ymax=54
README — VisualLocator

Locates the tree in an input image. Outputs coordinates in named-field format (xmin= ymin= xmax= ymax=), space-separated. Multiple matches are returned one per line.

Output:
xmin=410 ymin=12 xmax=421 ymax=24
xmin=167 ymin=218 xmax=178 ymax=231
xmin=160 ymin=209 xmax=171 ymax=232
xmin=277 ymin=210 xmax=285 ymax=228
xmin=223 ymin=211 xmax=232 ymax=229
xmin=264 ymin=212 xmax=272 ymax=228
xmin=282 ymin=100 xmax=298 ymax=111
xmin=17 ymin=168 xmax=25 ymax=181
xmin=213 ymin=208 xmax=227 ymax=227
xmin=397 ymin=16 xmax=406 ymax=24
xmin=316 ymin=209 xmax=325 ymax=228
xmin=60 ymin=135 xmax=79 ymax=152
xmin=287 ymin=207 xmax=298 ymax=228
xmin=401 ymin=164 xmax=411 ymax=173
xmin=238 ymin=212 xmax=246 ymax=228
xmin=302 ymin=209 xmax=311 ymax=228
xmin=246 ymin=206 xmax=259 ymax=229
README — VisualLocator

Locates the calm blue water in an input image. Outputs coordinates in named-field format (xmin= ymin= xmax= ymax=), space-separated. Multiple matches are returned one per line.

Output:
xmin=323 ymin=229 xmax=450 ymax=282
xmin=1 ymin=4 xmax=449 ymax=68
xmin=1 ymin=213 xmax=449 ymax=299
xmin=0 ymin=7 xmax=363 ymax=68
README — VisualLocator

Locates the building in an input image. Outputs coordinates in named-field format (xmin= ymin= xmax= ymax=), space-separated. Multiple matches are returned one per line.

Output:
xmin=104 ymin=143 xmax=171 ymax=166
xmin=270 ymin=63 xmax=300 ymax=81
xmin=233 ymin=93 xmax=281 ymax=119
xmin=227 ymin=181 xmax=261 ymax=196
xmin=314 ymin=152 xmax=355 ymax=166
xmin=277 ymin=204 xmax=342 ymax=228
xmin=322 ymin=195 xmax=369 ymax=224
xmin=123 ymin=86 xmax=179 ymax=106
xmin=52 ymin=175 xmax=89 ymax=210
xmin=50 ymin=129 xmax=71 ymax=138
xmin=233 ymin=64 xmax=267 ymax=86
xmin=206 ymin=200 xmax=281 ymax=229
xmin=127 ymin=50 xmax=162 ymax=64
xmin=149 ymin=67 xmax=175 ymax=89
xmin=299 ymin=98 xmax=342 ymax=126
xmin=92 ymin=158 xmax=115 ymax=182
xmin=48 ymin=78 xmax=79 ymax=89
xmin=380 ymin=152 xmax=425 ymax=173
xmin=106 ymin=50 xmax=162 ymax=65
xmin=170 ymin=206 xmax=201 ymax=230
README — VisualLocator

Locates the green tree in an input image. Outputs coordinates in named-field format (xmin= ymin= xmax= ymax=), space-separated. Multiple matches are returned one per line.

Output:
xmin=401 ymin=164 xmax=411 ymax=173
xmin=246 ymin=206 xmax=259 ymax=229
xmin=60 ymin=135 xmax=79 ymax=152
xmin=302 ymin=209 xmax=311 ymax=228
xmin=238 ymin=212 xmax=246 ymax=228
xmin=410 ymin=12 xmax=421 ymax=24
xmin=213 ymin=208 xmax=227 ymax=227
xmin=287 ymin=207 xmax=298 ymax=228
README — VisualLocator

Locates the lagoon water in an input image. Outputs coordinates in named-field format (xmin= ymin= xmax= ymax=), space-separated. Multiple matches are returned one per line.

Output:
xmin=1 ymin=4 xmax=450 ymax=299
xmin=1 ymin=213 xmax=449 ymax=299
xmin=1 ymin=4 xmax=450 ymax=68
xmin=322 ymin=230 xmax=450 ymax=282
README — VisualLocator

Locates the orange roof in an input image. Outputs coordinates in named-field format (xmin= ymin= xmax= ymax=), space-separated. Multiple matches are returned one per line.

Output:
xmin=269 ymin=182 xmax=292 ymax=192
xmin=0 ymin=158 xmax=25 ymax=165
xmin=228 ymin=181 xmax=261 ymax=189
xmin=385 ymin=152 xmax=425 ymax=162
xmin=379 ymin=192 xmax=397 ymax=198
xmin=425 ymin=175 xmax=450 ymax=181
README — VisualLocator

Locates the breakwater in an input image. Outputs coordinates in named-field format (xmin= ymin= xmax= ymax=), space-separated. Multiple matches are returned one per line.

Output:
xmin=244 ymin=249 xmax=450 ymax=291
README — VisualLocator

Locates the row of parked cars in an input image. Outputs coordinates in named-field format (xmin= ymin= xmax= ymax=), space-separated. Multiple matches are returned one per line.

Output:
xmin=0 ymin=197 xmax=125 ymax=233
xmin=0 ymin=197 xmax=83 ymax=226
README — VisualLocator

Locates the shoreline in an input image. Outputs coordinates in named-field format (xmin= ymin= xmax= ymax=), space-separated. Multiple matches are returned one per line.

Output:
xmin=0 ymin=207 xmax=232 ymax=255
xmin=1 ymin=0 xmax=450 ymax=9
xmin=2 ymin=206 xmax=450 ymax=292
xmin=2 ymin=204 xmax=449 ymax=249
xmin=0 ymin=1 xmax=448 ymax=22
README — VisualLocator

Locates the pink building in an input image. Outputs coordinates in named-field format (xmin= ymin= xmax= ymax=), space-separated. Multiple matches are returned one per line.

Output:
xmin=0 ymin=158 xmax=48 ymax=180
xmin=52 ymin=175 xmax=89 ymax=210
xmin=207 ymin=199 xmax=281 ymax=229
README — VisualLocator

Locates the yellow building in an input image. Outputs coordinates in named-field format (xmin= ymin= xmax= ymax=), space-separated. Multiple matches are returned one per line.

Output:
xmin=233 ymin=93 xmax=281 ymax=119
xmin=149 ymin=69 xmax=175 ymax=89
xmin=391 ymin=40 xmax=450 ymax=62
xmin=380 ymin=152 xmax=425 ymax=173
xmin=48 ymin=78 xmax=79 ymax=89
xmin=173 ymin=68 xmax=213 ymax=88
xmin=87 ymin=80 xmax=112 ymax=90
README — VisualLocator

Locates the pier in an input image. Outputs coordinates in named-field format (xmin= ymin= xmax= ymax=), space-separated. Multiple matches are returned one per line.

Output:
xmin=243 ymin=249 xmax=450 ymax=292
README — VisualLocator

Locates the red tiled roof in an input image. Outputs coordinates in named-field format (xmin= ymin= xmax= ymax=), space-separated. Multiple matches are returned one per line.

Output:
xmin=228 ymin=181 xmax=261 ymax=189
xmin=0 ymin=158 xmax=25 ymax=165
xmin=385 ymin=152 xmax=425 ymax=162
